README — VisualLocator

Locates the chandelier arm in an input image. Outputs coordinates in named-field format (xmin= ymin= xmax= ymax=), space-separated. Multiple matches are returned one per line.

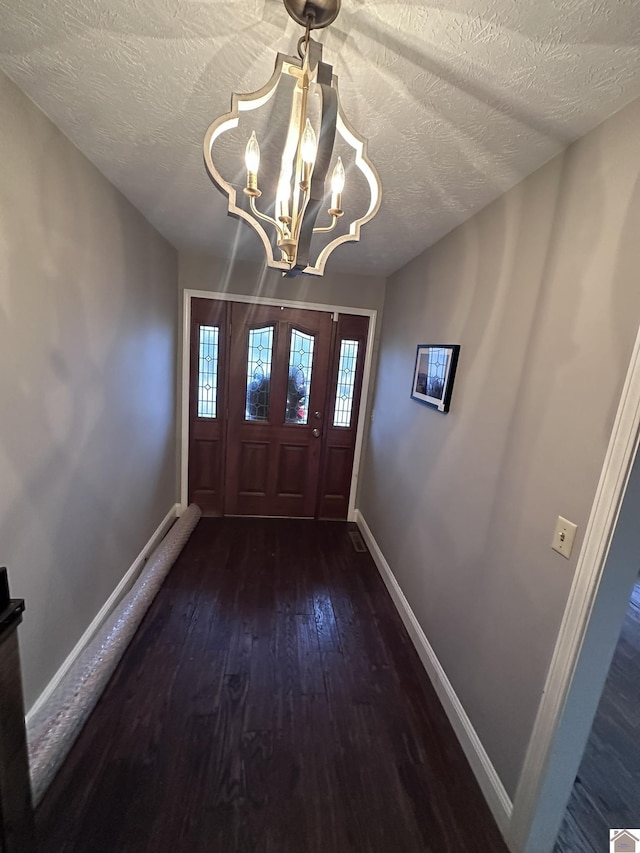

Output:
xmin=249 ymin=196 xmax=285 ymax=240
xmin=312 ymin=215 xmax=338 ymax=234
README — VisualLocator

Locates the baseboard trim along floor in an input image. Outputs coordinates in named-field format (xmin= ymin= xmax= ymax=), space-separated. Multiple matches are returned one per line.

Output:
xmin=355 ymin=509 xmax=513 ymax=839
xmin=26 ymin=503 xmax=180 ymax=725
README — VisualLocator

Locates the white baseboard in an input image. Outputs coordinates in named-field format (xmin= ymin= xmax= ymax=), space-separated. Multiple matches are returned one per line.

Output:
xmin=355 ymin=509 xmax=513 ymax=840
xmin=26 ymin=503 xmax=179 ymax=724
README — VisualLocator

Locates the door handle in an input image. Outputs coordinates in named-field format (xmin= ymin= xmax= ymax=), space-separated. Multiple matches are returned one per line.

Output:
xmin=312 ymin=428 xmax=321 ymax=438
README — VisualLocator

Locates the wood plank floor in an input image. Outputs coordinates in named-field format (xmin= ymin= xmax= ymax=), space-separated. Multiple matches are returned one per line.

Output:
xmin=36 ymin=518 xmax=508 ymax=853
xmin=554 ymin=579 xmax=640 ymax=853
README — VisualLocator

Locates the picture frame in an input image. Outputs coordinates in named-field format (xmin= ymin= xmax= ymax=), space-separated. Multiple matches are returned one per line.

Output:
xmin=410 ymin=344 xmax=460 ymax=413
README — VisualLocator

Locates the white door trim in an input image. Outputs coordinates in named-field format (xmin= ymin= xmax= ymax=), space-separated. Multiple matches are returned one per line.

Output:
xmin=180 ymin=288 xmax=377 ymax=520
xmin=509 ymin=319 xmax=640 ymax=852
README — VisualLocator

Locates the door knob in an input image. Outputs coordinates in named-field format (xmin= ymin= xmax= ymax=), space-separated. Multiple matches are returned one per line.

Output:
xmin=312 ymin=428 xmax=321 ymax=438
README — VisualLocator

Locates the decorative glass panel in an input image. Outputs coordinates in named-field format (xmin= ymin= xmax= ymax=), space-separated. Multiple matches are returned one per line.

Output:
xmin=286 ymin=329 xmax=315 ymax=425
xmin=246 ymin=326 xmax=274 ymax=421
xmin=198 ymin=325 xmax=219 ymax=418
xmin=333 ymin=339 xmax=359 ymax=427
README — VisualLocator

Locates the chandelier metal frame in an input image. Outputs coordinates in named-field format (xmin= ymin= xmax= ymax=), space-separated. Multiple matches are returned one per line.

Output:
xmin=203 ymin=0 xmax=381 ymax=277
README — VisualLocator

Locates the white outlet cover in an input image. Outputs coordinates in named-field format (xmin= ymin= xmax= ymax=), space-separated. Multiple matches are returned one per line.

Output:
xmin=552 ymin=516 xmax=578 ymax=559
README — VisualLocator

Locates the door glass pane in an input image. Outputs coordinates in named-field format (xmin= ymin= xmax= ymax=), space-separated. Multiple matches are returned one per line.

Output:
xmin=246 ymin=326 xmax=274 ymax=421
xmin=333 ymin=339 xmax=359 ymax=427
xmin=198 ymin=325 xmax=219 ymax=418
xmin=286 ymin=329 xmax=315 ymax=425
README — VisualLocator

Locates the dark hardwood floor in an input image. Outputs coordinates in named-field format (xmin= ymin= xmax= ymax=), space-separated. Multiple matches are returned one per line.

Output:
xmin=37 ymin=518 xmax=508 ymax=853
xmin=554 ymin=579 xmax=640 ymax=852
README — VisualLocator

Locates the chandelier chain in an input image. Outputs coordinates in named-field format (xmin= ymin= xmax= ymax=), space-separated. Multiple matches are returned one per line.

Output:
xmin=297 ymin=11 xmax=315 ymax=59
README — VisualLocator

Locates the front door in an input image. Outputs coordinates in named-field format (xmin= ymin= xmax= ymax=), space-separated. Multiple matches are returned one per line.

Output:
xmin=225 ymin=302 xmax=332 ymax=517
xmin=187 ymin=297 xmax=369 ymax=519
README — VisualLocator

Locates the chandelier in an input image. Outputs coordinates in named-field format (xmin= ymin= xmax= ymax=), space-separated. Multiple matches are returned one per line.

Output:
xmin=203 ymin=0 xmax=381 ymax=277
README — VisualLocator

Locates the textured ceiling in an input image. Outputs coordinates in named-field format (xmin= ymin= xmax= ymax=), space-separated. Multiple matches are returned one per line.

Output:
xmin=2 ymin=0 xmax=640 ymax=276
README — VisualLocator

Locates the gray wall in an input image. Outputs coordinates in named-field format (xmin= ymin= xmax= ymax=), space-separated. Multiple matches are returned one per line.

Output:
xmin=358 ymin=96 xmax=640 ymax=797
xmin=179 ymin=251 xmax=386 ymax=312
xmin=0 ymin=71 xmax=179 ymax=709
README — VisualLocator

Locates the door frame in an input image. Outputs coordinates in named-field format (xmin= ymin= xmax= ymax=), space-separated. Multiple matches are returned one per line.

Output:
xmin=180 ymin=288 xmax=377 ymax=521
xmin=508 ymin=318 xmax=640 ymax=851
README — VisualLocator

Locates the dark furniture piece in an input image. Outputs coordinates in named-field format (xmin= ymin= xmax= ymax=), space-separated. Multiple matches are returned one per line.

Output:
xmin=0 ymin=568 xmax=34 ymax=852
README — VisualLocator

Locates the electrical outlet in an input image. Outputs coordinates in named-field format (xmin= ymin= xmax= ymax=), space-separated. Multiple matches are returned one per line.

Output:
xmin=552 ymin=516 xmax=578 ymax=559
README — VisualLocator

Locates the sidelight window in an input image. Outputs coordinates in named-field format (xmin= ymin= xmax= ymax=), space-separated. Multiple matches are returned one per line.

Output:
xmin=246 ymin=326 xmax=274 ymax=421
xmin=197 ymin=325 xmax=219 ymax=418
xmin=333 ymin=339 xmax=359 ymax=427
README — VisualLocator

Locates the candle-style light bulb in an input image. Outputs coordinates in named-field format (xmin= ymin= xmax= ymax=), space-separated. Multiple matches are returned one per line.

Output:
xmin=331 ymin=157 xmax=345 ymax=195
xmin=243 ymin=130 xmax=261 ymax=196
xmin=245 ymin=131 xmax=260 ymax=175
xmin=330 ymin=156 xmax=345 ymax=213
xmin=301 ymin=119 xmax=317 ymax=165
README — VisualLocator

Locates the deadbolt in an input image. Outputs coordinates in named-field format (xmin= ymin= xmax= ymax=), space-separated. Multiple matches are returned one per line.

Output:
xmin=314 ymin=411 xmax=321 ymax=419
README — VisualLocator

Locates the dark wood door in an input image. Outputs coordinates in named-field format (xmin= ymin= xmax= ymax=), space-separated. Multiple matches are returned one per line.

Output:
xmin=188 ymin=298 xmax=369 ymax=519
xmin=225 ymin=303 xmax=333 ymax=517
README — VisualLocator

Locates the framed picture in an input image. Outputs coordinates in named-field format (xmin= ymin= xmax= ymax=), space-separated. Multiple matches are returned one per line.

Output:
xmin=410 ymin=344 xmax=460 ymax=413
